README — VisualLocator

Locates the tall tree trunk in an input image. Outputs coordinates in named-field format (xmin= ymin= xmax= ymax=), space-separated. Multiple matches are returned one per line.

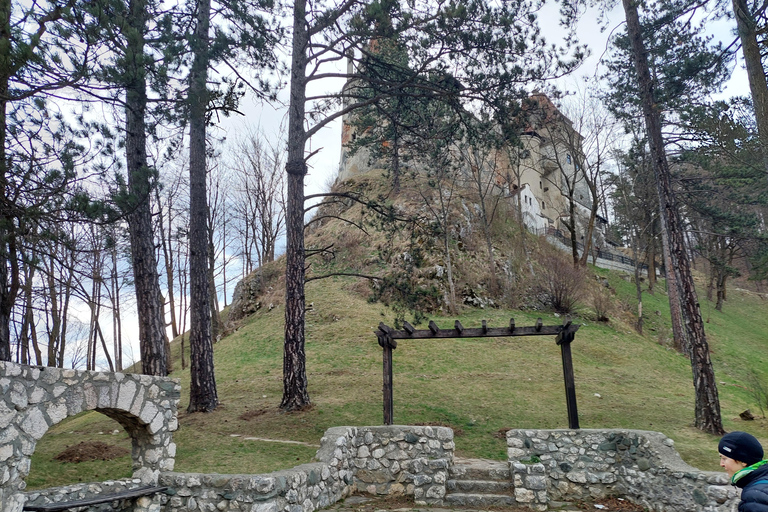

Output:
xmin=731 ymin=0 xmax=768 ymax=173
xmin=715 ymin=271 xmax=726 ymax=312
xmin=578 ymin=199 xmax=598 ymax=267
xmin=0 ymin=0 xmax=17 ymax=362
xmin=622 ymin=0 xmax=724 ymax=435
xmin=632 ymin=230 xmax=643 ymax=334
xmin=391 ymin=123 xmax=401 ymax=194
xmin=46 ymin=255 xmax=63 ymax=367
xmin=281 ymin=0 xmax=310 ymax=410
xmin=22 ymin=265 xmax=42 ymax=365
xmin=124 ymin=0 xmax=167 ymax=376
xmin=187 ymin=0 xmax=218 ymax=412
xmin=157 ymin=186 xmax=179 ymax=339
xmin=442 ymin=230 xmax=458 ymax=315
xmin=646 ymin=232 xmax=657 ymax=291
xmin=207 ymin=219 xmax=220 ymax=342
xmin=567 ymin=201 xmax=579 ymax=265
xmin=110 ymin=243 xmax=123 ymax=371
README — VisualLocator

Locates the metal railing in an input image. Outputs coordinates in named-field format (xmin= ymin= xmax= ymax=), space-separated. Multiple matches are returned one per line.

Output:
xmin=535 ymin=226 xmax=649 ymax=272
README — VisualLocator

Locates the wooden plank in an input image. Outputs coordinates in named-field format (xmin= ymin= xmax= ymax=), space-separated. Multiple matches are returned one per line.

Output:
xmin=383 ymin=325 xmax=568 ymax=339
xmin=535 ymin=318 xmax=542 ymax=331
xmin=482 ymin=320 xmax=487 ymax=333
xmin=403 ymin=321 xmax=415 ymax=335
xmin=23 ymin=486 xmax=167 ymax=512
xmin=454 ymin=320 xmax=463 ymax=334
xmin=428 ymin=320 xmax=439 ymax=334
xmin=509 ymin=318 xmax=515 ymax=332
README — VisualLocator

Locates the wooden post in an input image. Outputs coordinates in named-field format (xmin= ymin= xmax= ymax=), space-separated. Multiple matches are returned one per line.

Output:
xmin=382 ymin=334 xmax=394 ymax=425
xmin=557 ymin=328 xmax=580 ymax=429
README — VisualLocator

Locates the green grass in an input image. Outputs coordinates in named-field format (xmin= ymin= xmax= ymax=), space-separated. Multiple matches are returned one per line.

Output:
xmin=26 ymin=271 xmax=768 ymax=490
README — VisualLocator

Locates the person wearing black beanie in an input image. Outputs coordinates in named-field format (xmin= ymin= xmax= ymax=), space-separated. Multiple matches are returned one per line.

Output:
xmin=718 ymin=431 xmax=768 ymax=512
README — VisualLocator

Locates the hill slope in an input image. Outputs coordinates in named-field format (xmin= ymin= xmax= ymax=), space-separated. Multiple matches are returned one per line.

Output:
xmin=28 ymin=169 xmax=768 ymax=489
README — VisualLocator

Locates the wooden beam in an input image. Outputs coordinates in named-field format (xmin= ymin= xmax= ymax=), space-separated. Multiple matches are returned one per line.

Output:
xmin=403 ymin=321 xmax=415 ymax=335
xmin=429 ymin=320 xmax=439 ymax=335
xmin=482 ymin=320 xmax=488 ymax=333
xmin=535 ymin=318 xmax=542 ymax=331
xmin=23 ymin=487 xmax=168 ymax=512
xmin=454 ymin=320 xmax=463 ymax=334
xmin=383 ymin=324 xmax=568 ymax=339
xmin=510 ymin=318 xmax=515 ymax=332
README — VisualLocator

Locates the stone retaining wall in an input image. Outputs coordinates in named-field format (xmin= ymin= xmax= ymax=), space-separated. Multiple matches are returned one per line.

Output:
xmin=1 ymin=360 xmax=743 ymax=512
xmin=17 ymin=426 xmax=453 ymax=512
xmin=322 ymin=425 xmax=454 ymax=504
xmin=1 ymin=361 xmax=180 ymax=512
xmin=506 ymin=429 xmax=740 ymax=511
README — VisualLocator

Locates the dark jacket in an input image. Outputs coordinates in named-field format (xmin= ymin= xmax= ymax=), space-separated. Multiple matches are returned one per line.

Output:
xmin=734 ymin=461 xmax=768 ymax=512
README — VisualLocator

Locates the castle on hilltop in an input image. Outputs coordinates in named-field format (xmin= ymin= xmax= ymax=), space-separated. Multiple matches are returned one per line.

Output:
xmin=337 ymin=88 xmax=608 ymax=249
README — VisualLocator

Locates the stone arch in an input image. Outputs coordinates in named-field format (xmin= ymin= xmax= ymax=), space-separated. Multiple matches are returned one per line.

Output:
xmin=0 ymin=361 xmax=180 ymax=510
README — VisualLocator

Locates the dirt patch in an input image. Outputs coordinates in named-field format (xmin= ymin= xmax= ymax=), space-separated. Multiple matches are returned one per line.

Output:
xmin=239 ymin=409 xmax=269 ymax=421
xmin=493 ymin=427 xmax=512 ymax=439
xmin=54 ymin=441 xmax=129 ymax=463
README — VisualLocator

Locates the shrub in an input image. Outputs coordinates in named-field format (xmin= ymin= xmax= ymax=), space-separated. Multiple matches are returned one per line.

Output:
xmin=535 ymin=251 xmax=585 ymax=314
xmin=591 ymin=285 xmax=613 ymax=322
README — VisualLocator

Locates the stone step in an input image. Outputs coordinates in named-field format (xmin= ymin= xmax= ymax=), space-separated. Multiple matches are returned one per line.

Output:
xmin=444 ymin=492 xmax=517 ymax=508
xmin=449 ymin=457 xmax=510 ymax=481
xmin=446 ymin=479 xmax=514 ymax=495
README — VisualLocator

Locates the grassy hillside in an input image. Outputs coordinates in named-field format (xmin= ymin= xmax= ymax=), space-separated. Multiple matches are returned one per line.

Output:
xmin=26 ymin=172 xmax=768 ymax=490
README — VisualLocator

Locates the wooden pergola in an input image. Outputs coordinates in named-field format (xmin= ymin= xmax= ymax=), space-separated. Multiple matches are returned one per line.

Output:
xmin=375 ymin=318 xmax=581 ymax=429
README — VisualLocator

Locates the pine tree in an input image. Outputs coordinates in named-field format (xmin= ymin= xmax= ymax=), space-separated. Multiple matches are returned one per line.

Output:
xmin=615 ymin=0 xmax=726 ymax=434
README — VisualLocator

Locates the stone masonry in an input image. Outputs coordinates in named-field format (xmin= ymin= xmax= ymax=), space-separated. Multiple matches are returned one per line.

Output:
xmin=0 ymin=361 xmax=180 ymax=512
xmin=1 ymin=361 xmax=748 ymax=512
xmin=323 ymin=425 xmax=454 ymax=504
xmin=506 ymin=428 xmax=741 ymax=511
xmin=143 ymin=425 xmax=454 ymax=512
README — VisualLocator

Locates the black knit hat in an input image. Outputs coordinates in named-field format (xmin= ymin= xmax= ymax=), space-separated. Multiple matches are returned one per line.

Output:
xmin=719 ymin=431 xmax=764 ymax=465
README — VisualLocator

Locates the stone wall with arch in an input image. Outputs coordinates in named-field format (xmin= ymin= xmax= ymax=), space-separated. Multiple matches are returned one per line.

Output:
xmin=0 ymin=361 xmax=180 ymax=512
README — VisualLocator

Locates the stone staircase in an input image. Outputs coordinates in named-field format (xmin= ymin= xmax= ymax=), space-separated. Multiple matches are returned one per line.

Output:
xmin=444 ymin=458 xmax=516 ymax=508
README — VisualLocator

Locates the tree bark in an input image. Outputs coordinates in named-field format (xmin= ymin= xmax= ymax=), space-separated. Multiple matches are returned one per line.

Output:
xmin=187 ymin=0 xmax=218 ymax=413
xmin=731 ymin=0 xmax=768 ymax=174
xmin=621 ymin=0 xmax=724 ymax=435
xmin=124 ymin=0 xmax=167 ymax=376
xmin=281 ymin=0 xmax=310 ymax=410
xmin=0 ymin=0 xmax=15 ymax=362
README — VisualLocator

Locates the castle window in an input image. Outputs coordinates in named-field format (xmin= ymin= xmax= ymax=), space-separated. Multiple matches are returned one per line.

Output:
xmin=542 ymin=201 xmax=546 ymax=210
xmin=539 ymin=181 xmax=542 ymax=189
